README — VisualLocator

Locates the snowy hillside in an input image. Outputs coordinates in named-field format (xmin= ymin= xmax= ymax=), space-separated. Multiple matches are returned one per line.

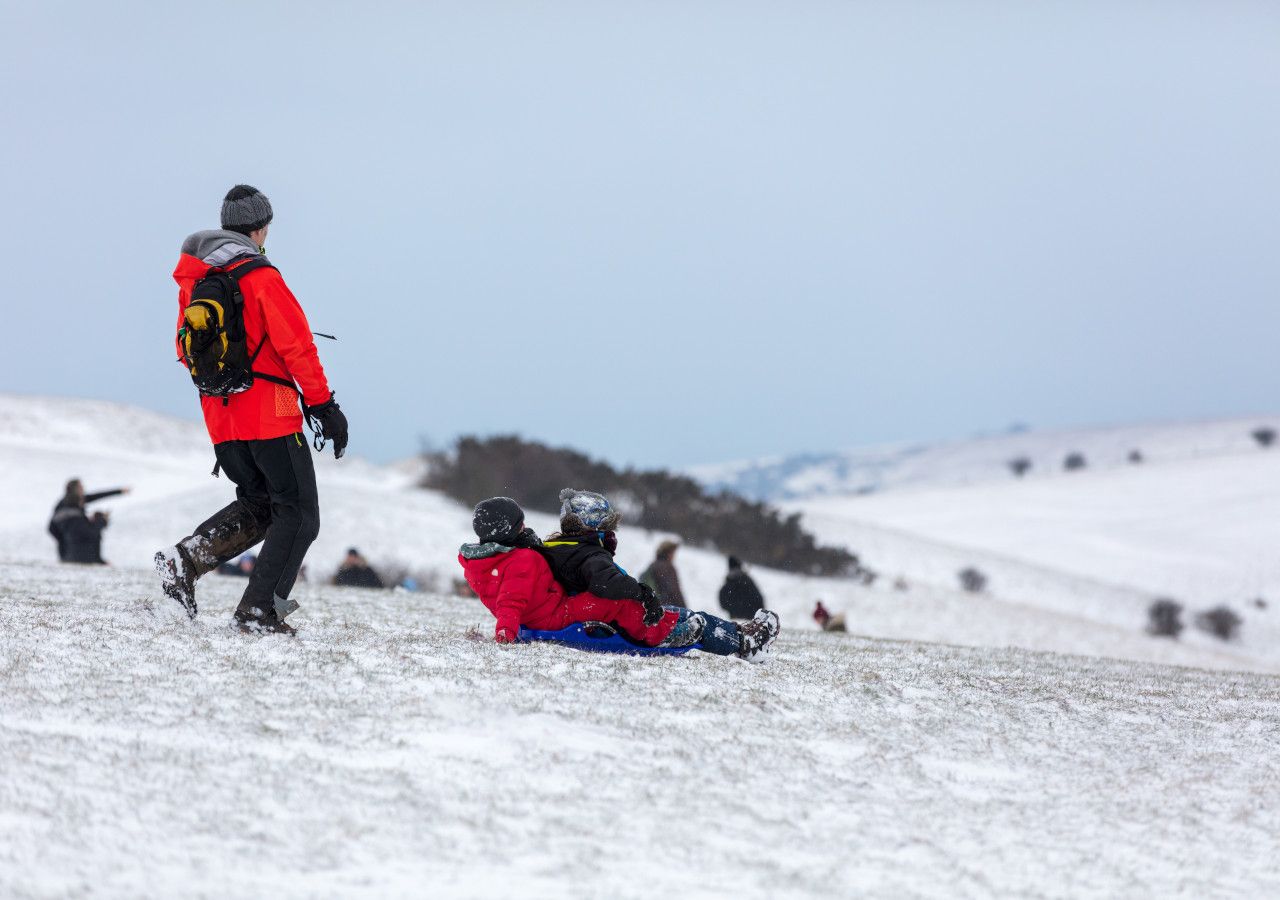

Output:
xmin=0 ymin=393 xmax=1267 ymax=674
xmin=692 ymin=417 xmax=1278 ymax=501
xmin=2 ymin=563 xmax=1279 ymax=899
xmin=788 ymin=442 xmax=1280 ymax=674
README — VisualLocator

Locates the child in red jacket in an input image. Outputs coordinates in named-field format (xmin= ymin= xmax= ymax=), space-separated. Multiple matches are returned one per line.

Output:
xmin=458 ymin=495 xmax=780 ymax=661
xmin=458 ymin=497 xmax=568 ymax=644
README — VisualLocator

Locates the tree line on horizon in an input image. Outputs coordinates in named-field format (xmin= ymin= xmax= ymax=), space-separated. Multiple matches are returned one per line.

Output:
xmin=421 ymin=434 xmax=864 ymax=578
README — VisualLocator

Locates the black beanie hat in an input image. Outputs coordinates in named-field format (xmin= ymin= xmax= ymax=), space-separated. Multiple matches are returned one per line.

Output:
xmin=221 ymin=184 xmax=273 ymax=235
xmin=472 ymin=497 xmax=525 ymax=544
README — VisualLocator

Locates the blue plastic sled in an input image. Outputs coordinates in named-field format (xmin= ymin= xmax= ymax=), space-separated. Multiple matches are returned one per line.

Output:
xmin=517 ymin=621 xmax=700 ymax=657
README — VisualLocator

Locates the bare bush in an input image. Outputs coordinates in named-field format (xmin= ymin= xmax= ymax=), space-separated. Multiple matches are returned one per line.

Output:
xmin=1195 ymin=605 xmax=1242 ymax=641
xmin=1008 ymin=457 xmax=1032 ymax=478
xmin=958 ymin=567 xmax=988 ymax=593
xmin=1252 ymin=427 xmax=1276 ymax=448
xmin=1147 ymin=599 xmax=1184 ymax=638
xmin=1063 ymin=452 xmax=1087 ymax=471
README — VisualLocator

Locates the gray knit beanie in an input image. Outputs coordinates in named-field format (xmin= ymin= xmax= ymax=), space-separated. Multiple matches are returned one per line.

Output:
xmin=221 ymin=184 xmax=273 ymax=235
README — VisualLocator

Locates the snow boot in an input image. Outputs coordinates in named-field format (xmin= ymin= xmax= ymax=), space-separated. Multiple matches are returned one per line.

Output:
xmin=234 ymin=589 xmax=299 ymax=636
xmin=658 ymin=611 xmax=705 ymax=648
xmin=235 ymin=612 xmax=297 ymax=636
xmin=736 ymin=609 xmax=780 ymax=663
xmin=155 ymin=545 xmax=198 ymax=618
xmin=154 ymin=502 xmax=267 ymax=618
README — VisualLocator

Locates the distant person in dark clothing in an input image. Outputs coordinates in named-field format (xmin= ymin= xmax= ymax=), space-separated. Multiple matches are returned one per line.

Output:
xmin=719 ymin=556 xmax=765 ymax=620
xmin=48 ymin=479 xmax=129 ymax=564
xmin=334 ymin=548 xmax=385 ymax=589
xmin=639 ymin=540 xmax=686 ymax=608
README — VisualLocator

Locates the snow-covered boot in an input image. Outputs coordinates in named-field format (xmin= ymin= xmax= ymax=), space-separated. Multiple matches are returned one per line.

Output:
xmin=736 ymin=609 xmax=780 ymax=663
xmin=155 ymin=501 xmax=267 ymax=619
xmin=235 ymin=587 xmax=299 ymax=636
xmin=235 ymin=611 xmax=297 ymax=636
xmin=659 ymin=611 xmax=705 ymax=648
xmin=155 ymin=545 xmax=199 ymax=618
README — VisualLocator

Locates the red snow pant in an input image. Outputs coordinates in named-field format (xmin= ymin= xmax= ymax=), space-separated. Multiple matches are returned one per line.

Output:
xmin=528 ymin=593 xmax=680 ymax=646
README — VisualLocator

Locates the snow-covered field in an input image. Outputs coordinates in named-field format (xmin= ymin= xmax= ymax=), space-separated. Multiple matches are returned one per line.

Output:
xmin=2 ymin=394 xmax=1270 ymax=674
xmin=3 ymin=562 xmax=1279 ymax=898
xmin=790 ymin=445 xmax=1280 ymax=674
xmin=4 ymin=393 xmax=1280 ymax=896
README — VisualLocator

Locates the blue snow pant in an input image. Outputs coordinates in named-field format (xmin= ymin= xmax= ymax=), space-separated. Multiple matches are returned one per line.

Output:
xmin=664 ymin=607 xmax=741 ymax=656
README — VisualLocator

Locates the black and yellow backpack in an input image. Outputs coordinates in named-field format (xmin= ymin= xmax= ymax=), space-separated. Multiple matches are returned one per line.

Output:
xmin=177 ymin=255 xmax=295 ymax=399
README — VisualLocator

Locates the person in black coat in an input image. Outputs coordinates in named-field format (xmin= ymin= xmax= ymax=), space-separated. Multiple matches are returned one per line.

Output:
xmin=719 ymin=556 xmax=765 ymax=620
xmin=48 ymin=479 xmax=129 ymax=564
xmin=333 ymin=548 xmax=386 ymax=589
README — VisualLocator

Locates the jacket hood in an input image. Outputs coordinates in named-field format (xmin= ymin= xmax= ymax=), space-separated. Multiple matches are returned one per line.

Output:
xmin=459 ymin=541 xmax=516 ymax=561
xmin=173 ymin=230 xmax=263 ymax=282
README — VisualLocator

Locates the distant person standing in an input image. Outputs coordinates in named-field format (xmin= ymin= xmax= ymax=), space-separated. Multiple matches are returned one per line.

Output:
xmin=640 ymin=540 xmax=687 ymax=609
xmin=155 ymin=185 xmax=348 ymax=635
xmin=718 ymin=556 xmax=765 ymax=620
xmin=48 ymin=479 xmax=129 ymax=564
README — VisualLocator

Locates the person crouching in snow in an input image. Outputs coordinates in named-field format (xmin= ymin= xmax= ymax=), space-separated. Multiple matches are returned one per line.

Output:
xmin=545 ymin=489 xmax=779 ymax=660
xmin=458 ymin=495 xmax=779 ymax=660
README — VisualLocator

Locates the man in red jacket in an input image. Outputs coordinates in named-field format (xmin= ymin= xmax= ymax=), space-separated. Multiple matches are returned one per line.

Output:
xmin=155 ymin=185 xmax=348 ymax=635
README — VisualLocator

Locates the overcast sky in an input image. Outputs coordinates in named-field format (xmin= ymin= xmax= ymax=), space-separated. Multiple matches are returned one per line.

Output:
xmin=2 ymin=1 xmax=1276 ymax=469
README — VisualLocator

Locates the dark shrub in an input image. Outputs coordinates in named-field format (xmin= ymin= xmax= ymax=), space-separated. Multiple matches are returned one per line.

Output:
xmin=1063 ymin=452 xmax=1087 ymax=471
xmin=1253 ymin=597 xmax=1268 ymax=610
xmin=1252 ymin=427 xmax=1276 ymax=448
xmin=1195 ymin=605 xmax=1242 ymax=641
xmin=1128 ymin=449 xmax=1144 ymax=464
xmin=1147 ymin=599 xmax=1184 ymax=638
xmin=1008 ymin=457 xmax=1032 ymax=478
xmin=958 ymin=567 xmax=988 ymax=593
xmin=423 ymin=434 xmax=864 ymax=578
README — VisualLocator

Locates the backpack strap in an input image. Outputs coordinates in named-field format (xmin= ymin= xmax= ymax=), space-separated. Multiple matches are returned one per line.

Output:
xmin=215 ymin=255 xmax=302 ymax=396
xmin=221 ymin=254 xmax=276 ymax=280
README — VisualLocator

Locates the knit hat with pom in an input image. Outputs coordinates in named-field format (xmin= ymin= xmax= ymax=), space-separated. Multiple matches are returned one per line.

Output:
xmin=558 ymin=488 xmax=619 ymax=534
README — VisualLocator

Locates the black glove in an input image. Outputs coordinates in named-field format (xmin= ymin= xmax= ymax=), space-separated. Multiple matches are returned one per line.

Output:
xmin=637 ymin=583 xmax=664 ymax=627
xmin=307 ymin=395 xmax=348 ymax=459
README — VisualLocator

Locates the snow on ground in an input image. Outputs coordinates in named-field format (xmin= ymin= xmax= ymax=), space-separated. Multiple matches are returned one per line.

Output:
xmin=3 ymin=562 xmax=1279 ymax=899
xmin=0 ymin=393 xmax=1263 ymax=675
xmin=4 ymin=394 xmax=1280 ymax=895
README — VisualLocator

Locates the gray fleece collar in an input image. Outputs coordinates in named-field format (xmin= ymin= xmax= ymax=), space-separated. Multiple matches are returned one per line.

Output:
xmin=180 ymin=229 xmax=262 ymax=267
xmin=459 ymin=542 xmax=516 ymax=560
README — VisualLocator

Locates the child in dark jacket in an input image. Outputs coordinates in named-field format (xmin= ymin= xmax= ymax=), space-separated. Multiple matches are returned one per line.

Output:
xmin=458 ymin=494 xmax=779 ymax=660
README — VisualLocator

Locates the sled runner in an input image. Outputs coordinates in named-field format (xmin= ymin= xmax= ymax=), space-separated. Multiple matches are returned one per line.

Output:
xmin=517 ymin=621 xmax=700 ymax=657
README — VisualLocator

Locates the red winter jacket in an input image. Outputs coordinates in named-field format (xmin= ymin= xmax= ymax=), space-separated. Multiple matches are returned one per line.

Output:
xmin=173 ymin=231 xmax=331 ymax=444
xmin=458 ymin=544 xmax=568 ymax=639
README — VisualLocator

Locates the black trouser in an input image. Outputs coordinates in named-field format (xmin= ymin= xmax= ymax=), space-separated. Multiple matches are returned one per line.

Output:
xmin=211 ymin=433 xmax=319 ymax=618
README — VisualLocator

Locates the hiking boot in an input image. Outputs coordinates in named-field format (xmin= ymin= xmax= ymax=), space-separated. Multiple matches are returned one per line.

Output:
xmin=236 ymin=615 xmax=297 ymax=636
xmin=234 ymin=593 xmax=298 ymax=636
xmin=155 ymin=546 xmax=198 ymax=618
xmin=736 ymin=608 xmax=780 ymax=663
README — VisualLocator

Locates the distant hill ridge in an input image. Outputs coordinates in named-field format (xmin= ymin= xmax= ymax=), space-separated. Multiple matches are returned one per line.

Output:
xmin=689 ymin=416 xmax=1280 ymax=501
